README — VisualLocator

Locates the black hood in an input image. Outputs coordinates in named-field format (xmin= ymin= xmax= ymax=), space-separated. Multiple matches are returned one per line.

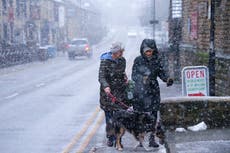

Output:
xmin=140 ymin=39 xmax=159 ymax=58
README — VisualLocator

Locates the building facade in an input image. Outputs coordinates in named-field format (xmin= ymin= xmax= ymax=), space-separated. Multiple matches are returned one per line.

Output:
xmin=0 ymin=0 xmax=65 ymax=45
xmin=0 ymin=0 xmax=67 ymax=66
xmin=0 ymin=0 xmax=105 ymax=67
xmin=0 ymin=0 xmax=104 ymax=46
xmin=168 ymin=0 xmax=230 ymax=96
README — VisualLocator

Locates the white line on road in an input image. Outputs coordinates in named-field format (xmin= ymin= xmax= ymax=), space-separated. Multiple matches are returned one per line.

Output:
xmin=35 ymin=83 xmax=46 ymax=87
xmin=5 ymin=93 xmax=19 ymax=99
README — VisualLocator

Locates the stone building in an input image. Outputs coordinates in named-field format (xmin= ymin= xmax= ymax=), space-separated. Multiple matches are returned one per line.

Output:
xmin=64 ymin=0 xmax=104 ymax=44
xmin=0 ymin=0 xmax=66 ymax=46
xmin=0 ymin=0 xmax=67 ymax=66
xmin=169 ymin=0 xmax=230 ymax=96
xmin=0 ymin=0 xmax=2 ymax=42
xmin=64 ymin=0 xmax=81 ymax=40
xmin=0 ymin=0 xmax=15 ymax=44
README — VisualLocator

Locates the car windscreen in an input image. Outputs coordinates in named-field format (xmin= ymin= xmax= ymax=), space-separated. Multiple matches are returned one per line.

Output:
xmin=71 ymin=40 xmax=88 ymax=45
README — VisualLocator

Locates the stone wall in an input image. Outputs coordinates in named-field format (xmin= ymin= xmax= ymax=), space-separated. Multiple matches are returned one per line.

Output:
xmin=160 ymin=97 xmax=230 ymax=129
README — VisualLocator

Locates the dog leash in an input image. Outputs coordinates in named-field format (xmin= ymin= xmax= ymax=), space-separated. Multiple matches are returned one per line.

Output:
xmin=107 ymin=93 xmax=153 ymax=114
xmin=107 ymin=93 xmax=129 ymax=109
xmin=107 ymin=93 xmax=157 ymax=117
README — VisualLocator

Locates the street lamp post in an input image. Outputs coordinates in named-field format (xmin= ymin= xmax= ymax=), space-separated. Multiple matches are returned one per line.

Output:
xmin=79 ymin=0 xmax=83 ymax=37
xmin=149 ymin=0 xmax=158 ymax=39
xmin=153 ymin=0 xmax=155 ymax=39
xmin=209 ymin=0 xmax=215 ymax=96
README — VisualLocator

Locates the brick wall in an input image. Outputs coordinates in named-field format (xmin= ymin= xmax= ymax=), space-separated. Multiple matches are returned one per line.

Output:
xmin=215 ymin=0 xmax=230 ymax=55
xmin=215 ymin=57 xmax=230 ymax=96
xmin=171 ymin=0 xmax=230 ymax=96
xmin=181 ymin=0 xmax=211 ymax=51
xmin=180 ymin=0 xmax=230 ymax=52
xmin=173 ymin=48 xmax=230 ymax=96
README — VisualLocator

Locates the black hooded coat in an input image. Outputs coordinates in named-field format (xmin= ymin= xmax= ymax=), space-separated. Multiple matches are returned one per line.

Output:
xmin=131 ymin=39 xmax=169 ymax=112
xmin=98 ymin=52 xmax=127 ymax=111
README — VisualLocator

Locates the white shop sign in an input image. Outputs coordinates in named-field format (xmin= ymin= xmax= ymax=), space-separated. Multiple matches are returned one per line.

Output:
xmin=182 ymin=66 xmax=209 ymax=96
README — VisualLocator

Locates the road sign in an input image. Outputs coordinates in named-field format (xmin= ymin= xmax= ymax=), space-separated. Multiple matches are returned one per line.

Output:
xmin=182 ymin=66 xmax=209 ymax=96
xmin=149 ymin=20 xmax=159 ymax=24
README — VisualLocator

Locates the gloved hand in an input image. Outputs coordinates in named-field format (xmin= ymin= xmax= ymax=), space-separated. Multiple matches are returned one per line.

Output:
xmin=143 ymin=76 xmax=149 ymax=84
xmin=166 ymin=78 xmax=173 ymax=87
xmin=127 ymin=106 xmax=134 ymax=112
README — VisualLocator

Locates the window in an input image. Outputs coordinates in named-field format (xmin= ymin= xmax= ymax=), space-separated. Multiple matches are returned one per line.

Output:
xmin=30 ymin=0 xmax=40 ymax=20
xmin=2 ymin=0 xmax=7 ymax=15
xmin=3 ymin=23 xmax=8 ymax=42
xmin=71 ymin=40 xmax=88 ymax=45
xmin=16 ymin=0 xmax=27 ymax=17
xmin=172 ymin=0 xmax=182 ymax=18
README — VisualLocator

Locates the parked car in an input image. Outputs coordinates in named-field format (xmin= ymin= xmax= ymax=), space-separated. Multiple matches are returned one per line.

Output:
xmin=67 ymin=38 xmax=92 ymax=60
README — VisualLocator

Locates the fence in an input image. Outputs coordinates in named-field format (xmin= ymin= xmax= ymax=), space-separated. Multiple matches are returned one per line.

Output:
xmin=0 ymin=43 xmax=38 ymax=68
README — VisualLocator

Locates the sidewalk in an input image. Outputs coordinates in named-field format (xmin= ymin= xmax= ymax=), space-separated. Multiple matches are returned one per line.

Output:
xmin=93 ymin=82 xmax=182 ymax=153
xmin=159 ymin=81 xmax=230 ymax=153
xmin=166 ymin=128 xmax=230 ymax=153
xmin=93 ymin=82 xmax=230 ymax=153
xmin=91 ymin=133 xmax=167 ymax=153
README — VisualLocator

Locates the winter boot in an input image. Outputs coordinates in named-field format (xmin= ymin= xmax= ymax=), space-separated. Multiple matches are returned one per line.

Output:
xmin=149 ymin=134 xmax=159 ymax=148
xmin=106 ymin=136 xmax=114 ymax=147
xmin=156 ymin=124 xmax=165 ymax=145
xmin=137 ymin=142 xmax=143 ymax=147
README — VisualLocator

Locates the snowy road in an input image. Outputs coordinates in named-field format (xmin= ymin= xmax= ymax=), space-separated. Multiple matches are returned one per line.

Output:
xmin=0 ymin=28 xmax=143 ymax=153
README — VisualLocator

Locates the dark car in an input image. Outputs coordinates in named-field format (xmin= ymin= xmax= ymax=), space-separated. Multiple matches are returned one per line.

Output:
xmin=67 ymin=38 xmax=93 ymax=60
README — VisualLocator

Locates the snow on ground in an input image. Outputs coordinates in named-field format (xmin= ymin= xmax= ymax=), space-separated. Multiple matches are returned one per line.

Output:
xmin=187 ymin=121 xmax=207 ymax=132
xmin=176 ymin=140 xmax=230 ymax=153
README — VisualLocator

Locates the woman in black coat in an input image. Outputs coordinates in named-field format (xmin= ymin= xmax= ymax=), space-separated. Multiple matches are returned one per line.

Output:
xmin=131 ymin=39 xmax=173 ymax=147
xmin=98 ymin=42 xmax=127 ymax=147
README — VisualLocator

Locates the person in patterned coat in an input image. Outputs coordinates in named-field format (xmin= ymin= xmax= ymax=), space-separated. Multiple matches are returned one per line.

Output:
xmin=98 ymin=42 xmax=127 ymax=147
xmin=131 ymin=39 xmax=173 ymax=147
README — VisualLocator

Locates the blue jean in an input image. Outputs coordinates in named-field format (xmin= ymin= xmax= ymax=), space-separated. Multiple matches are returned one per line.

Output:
xmin=104 ymin=110 xmax=116 ymax=139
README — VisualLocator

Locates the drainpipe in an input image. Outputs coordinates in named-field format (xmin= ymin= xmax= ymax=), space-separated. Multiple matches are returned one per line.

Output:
xmin=208 ymin=0 xmax=215 ymax=96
